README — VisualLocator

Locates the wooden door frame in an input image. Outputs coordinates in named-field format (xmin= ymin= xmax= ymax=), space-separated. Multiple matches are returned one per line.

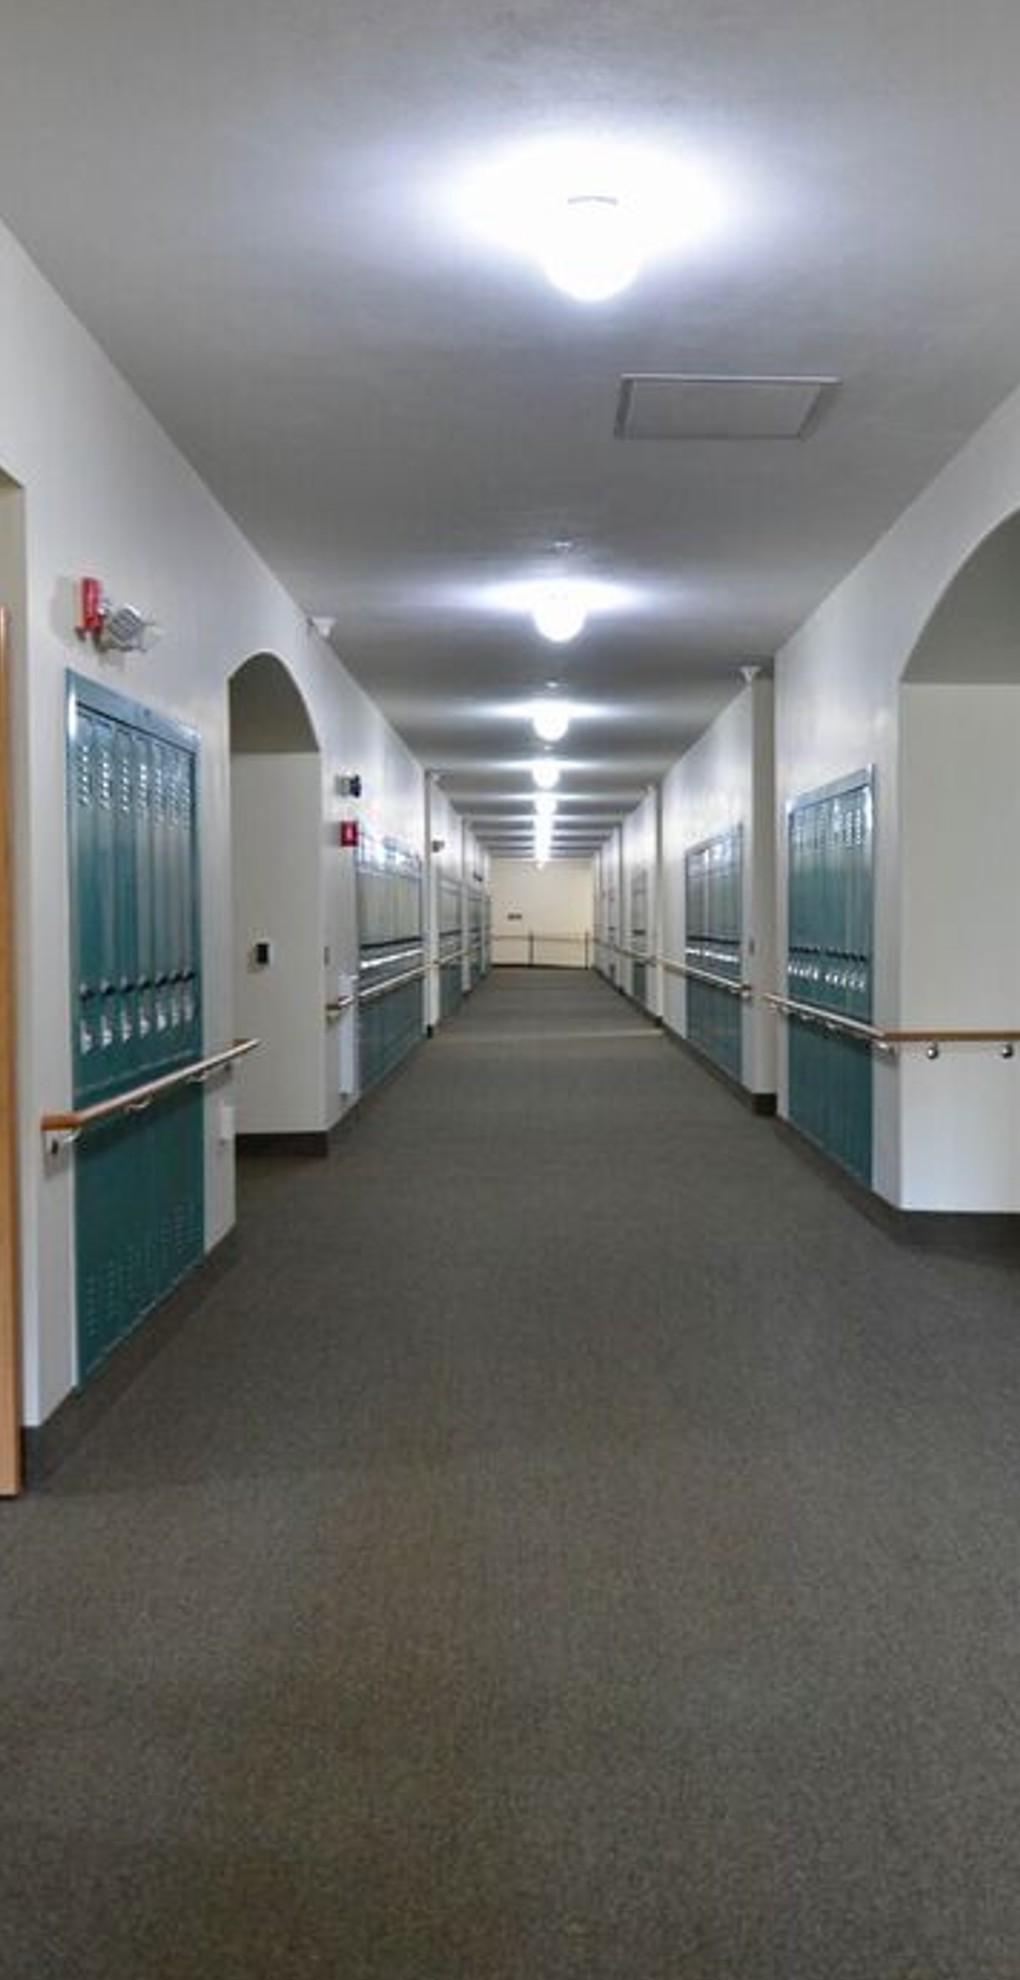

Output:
xmin=0 ymin=608 xmax=21 ymax=1493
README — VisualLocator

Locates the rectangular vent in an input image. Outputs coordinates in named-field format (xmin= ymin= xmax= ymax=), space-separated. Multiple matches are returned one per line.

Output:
xmin=615 ymin=374 xmax=837 ymax=442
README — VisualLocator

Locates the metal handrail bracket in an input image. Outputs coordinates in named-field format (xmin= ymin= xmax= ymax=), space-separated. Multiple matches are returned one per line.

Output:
xmin=762 ymin=992 xmax=893 ymax=1054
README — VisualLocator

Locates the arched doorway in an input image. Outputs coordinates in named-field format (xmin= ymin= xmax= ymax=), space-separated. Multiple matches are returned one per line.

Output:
xmin=899 ymin=510 xmax=1020 ymax=1208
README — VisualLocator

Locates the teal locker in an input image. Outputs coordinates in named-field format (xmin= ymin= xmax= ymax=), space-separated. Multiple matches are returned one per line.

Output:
xmin=356 ymin=832 xmax=424 ymax=1090
xmin=685 ymin=827 xmax=743 ymax=1081
xmin=439 ymin=874 xmax=463 ymax=1018
xmin=68 ymin=675 xmax=203 ymax=1382
xmin=630 ymin=867 xmax=649 ymax=1006
xmin=787 ymin=771 xmax=873 ymax=1184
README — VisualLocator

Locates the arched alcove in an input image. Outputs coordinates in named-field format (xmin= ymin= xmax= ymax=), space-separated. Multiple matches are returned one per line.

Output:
xmin=898 ymin=511 xmax=1020 ymax=1208
xmin=229 ymin=650 xmax=320 ymax=753
xmin=228 ymin=653 xmax=327 ymax=1143
xmin=904 ymin=509 xmax=1020 ymax=685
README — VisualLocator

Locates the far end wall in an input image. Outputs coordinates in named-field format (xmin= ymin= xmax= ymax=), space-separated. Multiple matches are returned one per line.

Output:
xmin=490 ymin=859 xmax=593 ymax=967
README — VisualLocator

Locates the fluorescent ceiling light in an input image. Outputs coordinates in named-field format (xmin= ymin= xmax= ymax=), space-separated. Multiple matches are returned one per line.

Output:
xmin=532 ymin=760 xmax=561 ymax=790
xmin=532 ymin=699 xmax=571 ymax=743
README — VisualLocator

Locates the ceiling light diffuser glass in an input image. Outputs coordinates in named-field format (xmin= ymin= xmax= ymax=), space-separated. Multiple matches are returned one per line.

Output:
xmin=532 ymin=760 xmax=561 ymax=791
xmin=541 ymin=195 xmax=641 ymax=303
xmin=532 ymin=585 xmax=587 ymax=644
xmin=532 ymin=700 xmax=571 ymax=744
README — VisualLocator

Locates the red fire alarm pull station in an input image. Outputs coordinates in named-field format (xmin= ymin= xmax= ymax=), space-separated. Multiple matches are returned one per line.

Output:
xmin=340 ymin=820 xmax=359 ymax=848
xmin=78 ymin=576 xmax=104 ymax=637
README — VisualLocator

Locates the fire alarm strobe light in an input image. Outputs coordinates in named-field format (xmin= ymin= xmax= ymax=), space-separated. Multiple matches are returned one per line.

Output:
xmin=76 ymin=577 xmax=161 ymax=653
xmin=78 ymin=577 xmax=104 ymax=636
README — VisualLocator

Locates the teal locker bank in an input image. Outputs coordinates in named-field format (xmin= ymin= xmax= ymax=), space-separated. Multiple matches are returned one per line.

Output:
xmin=685 ymin=827 xmax=743 ymax=1081
xmin=439 ymin=876 xmax=463 ymax=1018
xmin=67 ymin=675 xmax=204 ymax=1381
xmin=787 ymin=772 xmax=874 ymax=1184
xmin=357 ymin=833 xmax=424 ymax=1090
xmin=630 ymin=868 xmax=649 ymax=1007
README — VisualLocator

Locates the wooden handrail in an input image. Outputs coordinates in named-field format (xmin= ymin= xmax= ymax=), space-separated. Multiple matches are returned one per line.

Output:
xmin=764 ymin=992 xmax=1020 ymax=1056
xmin=42 ymin=1039 xmax=259 ymax=1149
xmin=663 ymin=958 xmax=753 ymax=999
xmin=882 ymin=1027 xmax=1020 ymax=1045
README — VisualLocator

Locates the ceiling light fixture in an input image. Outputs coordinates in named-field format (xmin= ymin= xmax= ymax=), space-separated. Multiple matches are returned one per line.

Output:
xmin=532 ymin=699 xmax=571 ymax=744
xmin=534 ymin=792 xmax=558 ymax=818
xmin=541 ymin=193 xmax=641 ymax=303
xmin=532 ymin=760 xmax=561 ymax=791
xmin=452 ymin=138 xmax=736 ymax=305
xmin=531 ymin=584 xmax=588 ymax=644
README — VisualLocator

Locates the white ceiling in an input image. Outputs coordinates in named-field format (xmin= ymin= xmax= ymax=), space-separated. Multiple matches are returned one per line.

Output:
xmin=2 ymin=0 xmax=1020 ymax=854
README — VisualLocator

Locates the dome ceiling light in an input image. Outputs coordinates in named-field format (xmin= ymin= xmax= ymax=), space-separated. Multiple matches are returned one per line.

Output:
xmin=531 ymin=583 xmax=588 ymax=644
xmin=532 ymin=760 xmax=561 ymax=791
xmin=452 ymin=138 xmax=734 ymax=305
xmin=531 ymin=699 xmax=571 ymax=744
xmin=540 ymin=193 xmax=641 ymax=303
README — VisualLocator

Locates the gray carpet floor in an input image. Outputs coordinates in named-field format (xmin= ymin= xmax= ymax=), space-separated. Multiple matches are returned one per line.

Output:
xmin=4 ymin=967 xmax=1020 ymax=1978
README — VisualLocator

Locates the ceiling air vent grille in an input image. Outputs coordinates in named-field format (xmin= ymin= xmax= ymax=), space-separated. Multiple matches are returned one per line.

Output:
xmin=615 ymin=374 xmax=837 ymax=442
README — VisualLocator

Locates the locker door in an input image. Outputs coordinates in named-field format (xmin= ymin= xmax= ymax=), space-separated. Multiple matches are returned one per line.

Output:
xmin=788 ymin=773 xmax=873 ymax=1184
xmin=356 ymin=836 xmax=424 ymax=1091
xmin=69 ymin=677 xmax=204 ymax=1381
xmin=685 ymin=827 xmax=743 ymax=1081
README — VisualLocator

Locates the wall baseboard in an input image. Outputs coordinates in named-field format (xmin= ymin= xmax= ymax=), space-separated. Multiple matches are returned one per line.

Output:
xmin=23 ymin=1230 xmax=240 ymax=1487
xmin=237 ymin=1130 xmax=331 ymax=1158
xmin=772 ymin=1117 xmax=1020 ymax=1253
xmin=662 ymin=1021 xmax=777 ymax=1116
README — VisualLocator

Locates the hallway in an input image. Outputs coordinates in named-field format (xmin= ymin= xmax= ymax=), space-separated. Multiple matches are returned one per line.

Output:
xmin=4 ymin=968 xmax=1020 ymax=1977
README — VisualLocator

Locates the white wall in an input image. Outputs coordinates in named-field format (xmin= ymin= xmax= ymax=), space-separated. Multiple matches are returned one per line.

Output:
xmin=0 ymin=217 xmax=428 ymax=1423
xmin=660 ymin=676 xmax=776 ymax=1095
xmin=490 ymin=859 xmax=592 ymax=965
xmin=776 ymin=374 xmax=1020 ymax=1205
xmin=898 ymin=684 xmax=1020 ymax=1209
xmin=231 ymin=756 xmax=325 ymax=1136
